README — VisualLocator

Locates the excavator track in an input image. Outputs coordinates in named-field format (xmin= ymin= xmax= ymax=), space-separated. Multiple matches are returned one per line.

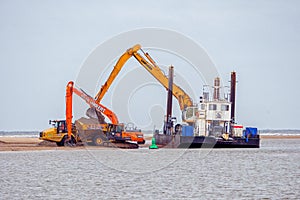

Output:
xmin=79 ymin=141 xmax=139 ymax=149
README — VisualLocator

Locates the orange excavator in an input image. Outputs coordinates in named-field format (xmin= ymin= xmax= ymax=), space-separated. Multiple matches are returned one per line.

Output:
xmin=39 ymin=81 xmax=141 ymax=148
xmin=67 ymin=81 xmax=145 ymax=145
xmin=94 ymin=44 xmax=195 ymax=123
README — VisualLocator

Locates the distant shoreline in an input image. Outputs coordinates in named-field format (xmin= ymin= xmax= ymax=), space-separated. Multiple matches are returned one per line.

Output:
xmin=260 ymin=135 xmax=300 ymax=139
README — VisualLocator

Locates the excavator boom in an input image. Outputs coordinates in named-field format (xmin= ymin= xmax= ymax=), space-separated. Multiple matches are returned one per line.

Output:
xmin=132 ymin=50 xmax=193 ymax=110
xmin=66 ymin=81 xmax=119 ymax=137
xmin=95 ymin=44 xmax=193 ymax=111
xmin=66 ymin=81 xmax=74 ymax=139
xmin=95 ymin=45 xmax=141 ymax=103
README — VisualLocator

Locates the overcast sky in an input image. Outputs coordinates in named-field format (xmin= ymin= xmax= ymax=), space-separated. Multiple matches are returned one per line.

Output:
xmin=0 ymin=0 xmax=299 ymax=131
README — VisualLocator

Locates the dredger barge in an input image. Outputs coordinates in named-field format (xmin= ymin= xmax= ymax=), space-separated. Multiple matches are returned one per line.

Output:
xmin=154 ymin=68 xmax=260 ymax=148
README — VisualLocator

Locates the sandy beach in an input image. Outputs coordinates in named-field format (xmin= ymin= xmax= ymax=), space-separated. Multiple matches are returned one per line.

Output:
xmin=0 ymin=135 xmax=299 ymax=151
xmin=0 ymin=137 xmax=95 ymax=151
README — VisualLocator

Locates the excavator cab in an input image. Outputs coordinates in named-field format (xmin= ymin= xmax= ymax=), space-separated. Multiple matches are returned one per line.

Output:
xmin=106 ymin=123 xmax=130 ymax=141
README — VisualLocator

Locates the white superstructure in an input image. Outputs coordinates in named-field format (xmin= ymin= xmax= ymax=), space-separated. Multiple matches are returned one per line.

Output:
xmin=183 ymin=77 xmax=233 ymax=136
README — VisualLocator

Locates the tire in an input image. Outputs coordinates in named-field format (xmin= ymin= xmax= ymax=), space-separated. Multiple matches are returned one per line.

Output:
xmin=68 ymin=136 xmax=76 ymax=146
xmin=56 ymin=141 xmax=64 ymax=146
xmin=56 ymin=135 xmax=76 ymax=147
xmin=93 ymin=134 xmax=105 ymax=146
xmin=56 ymin=136 xmax=67 ymax=146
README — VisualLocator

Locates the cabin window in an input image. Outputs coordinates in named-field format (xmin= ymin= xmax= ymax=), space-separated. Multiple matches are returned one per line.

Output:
xmin=200 ymin=104 xmax=206 ymax=110
xmin=209 ymin=104 xmax=217 ymax=110
xmin=221 ymin=104 xmax=229 ymax=111
xmin=186 ymin=107 xmax=194 ymax=119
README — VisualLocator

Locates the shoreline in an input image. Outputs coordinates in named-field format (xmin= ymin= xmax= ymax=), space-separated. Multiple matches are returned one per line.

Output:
xmin=260 ymin=135 xmax=300 ymax=139
xmin=0 ymin=135 xmax=300 ymax=151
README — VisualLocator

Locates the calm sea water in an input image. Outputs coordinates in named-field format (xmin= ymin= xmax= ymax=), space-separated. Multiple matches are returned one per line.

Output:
xmin=0 ymin=139 xmax=299 ymax=199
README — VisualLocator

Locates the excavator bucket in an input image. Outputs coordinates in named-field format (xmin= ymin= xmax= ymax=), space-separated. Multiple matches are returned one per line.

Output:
xmin=86 ymin=107 xmax=106 ymax=124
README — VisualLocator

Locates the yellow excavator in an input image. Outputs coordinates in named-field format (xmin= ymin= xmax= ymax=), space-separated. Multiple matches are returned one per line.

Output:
xmin=94 ymin=44 xmax=196 ymax=123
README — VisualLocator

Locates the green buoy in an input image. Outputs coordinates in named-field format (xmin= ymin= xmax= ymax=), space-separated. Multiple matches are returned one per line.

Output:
xmin=149 ymin=137 xmax=158 ymax=149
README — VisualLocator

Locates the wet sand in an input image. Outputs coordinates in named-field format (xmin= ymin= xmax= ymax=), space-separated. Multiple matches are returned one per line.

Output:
xmin=0 ymin=135 xmax=299 ymax=151
xmin=0 ymin=137 xmax=65 ymax=151
xmin=0 ymin=137 xmax=152 ymax=151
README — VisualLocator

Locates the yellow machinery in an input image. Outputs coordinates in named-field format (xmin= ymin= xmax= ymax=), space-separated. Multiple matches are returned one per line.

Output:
xmin=94 ymin=44 xmax=195 ymax=123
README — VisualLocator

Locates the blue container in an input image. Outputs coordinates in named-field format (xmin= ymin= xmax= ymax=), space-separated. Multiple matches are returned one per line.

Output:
xmin=244 ymin=127 xmax=258 ymax=137
xmin=182 ymin=126 xmax=194 ymax=136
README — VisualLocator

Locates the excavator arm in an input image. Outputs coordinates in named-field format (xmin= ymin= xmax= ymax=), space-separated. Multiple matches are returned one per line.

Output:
xmin=132 ymin=48 xmax=193 ymax=110
xmin=95 ymin=44 xmax=193 ymax=111
xmin=66 ymin=81 xmax=119 ymax=138
xmin=95 ymin=45 xmax=141 ymax=103
xmin=66 ymin=81 xmax=74 ymax=139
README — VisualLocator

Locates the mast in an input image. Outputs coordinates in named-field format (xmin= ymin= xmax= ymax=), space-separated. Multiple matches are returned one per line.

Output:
xmin=164 ymin=66 xmax=174 ymax=135
xmin=230 ymin=71 xmax=236 ymax=123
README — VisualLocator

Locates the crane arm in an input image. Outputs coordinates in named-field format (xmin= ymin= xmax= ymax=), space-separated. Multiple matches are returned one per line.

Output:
xmin=66 ymin=81 xmax=119 ymax=137
xmin=95 ymin=45 xmax=141 ymax=103
xmin=95 ymin=44 xmax=193 ymax=111
xmin=132 ymin=50 xmax=193 ymax=110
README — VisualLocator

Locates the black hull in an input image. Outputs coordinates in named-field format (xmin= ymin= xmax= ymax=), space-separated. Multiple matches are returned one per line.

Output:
xmin=154 ymin=134 xmax=260 ymax=148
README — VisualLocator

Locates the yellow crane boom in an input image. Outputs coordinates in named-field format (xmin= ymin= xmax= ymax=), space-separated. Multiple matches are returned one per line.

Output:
xmin=95 ymin=44 xmax=193 ymax=111
xmin=95 ymin=45 xmax=141 ymax=103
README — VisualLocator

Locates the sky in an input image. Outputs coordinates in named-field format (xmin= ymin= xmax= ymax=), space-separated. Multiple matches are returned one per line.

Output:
xmin=0 ymin=0 xmax=299 ymax=131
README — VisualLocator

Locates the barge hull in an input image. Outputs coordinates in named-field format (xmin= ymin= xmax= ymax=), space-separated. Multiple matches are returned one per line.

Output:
xmin=154 ymin=134 xmax=260 ymax=148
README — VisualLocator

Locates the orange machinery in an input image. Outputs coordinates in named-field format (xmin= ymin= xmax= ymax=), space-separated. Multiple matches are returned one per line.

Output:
xmin=66 ymin=81 xmax=144 ymax=144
